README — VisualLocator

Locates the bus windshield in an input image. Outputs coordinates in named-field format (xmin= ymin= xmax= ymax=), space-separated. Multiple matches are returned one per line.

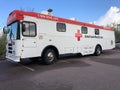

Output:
xmin=7 ymin=21 xmax=20 ymax=40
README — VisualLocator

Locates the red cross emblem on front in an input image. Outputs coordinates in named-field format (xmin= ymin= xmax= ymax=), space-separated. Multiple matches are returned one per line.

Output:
xmin=75 ymin=30 xmax=82 ymax=41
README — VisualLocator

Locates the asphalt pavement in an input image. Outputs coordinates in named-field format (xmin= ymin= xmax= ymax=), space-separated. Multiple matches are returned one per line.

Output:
xmin=0 ymin=49 xmax=120 ymax=90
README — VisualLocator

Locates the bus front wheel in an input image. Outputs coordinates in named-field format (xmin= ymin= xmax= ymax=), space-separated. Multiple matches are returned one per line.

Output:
xmin=42 ymin=49 xmax=57 ymax=65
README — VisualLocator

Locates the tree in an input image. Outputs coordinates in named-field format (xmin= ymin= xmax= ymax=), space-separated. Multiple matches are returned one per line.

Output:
xmin=0 ymin=33 xmax=6 ymax=59
xmin=115 ymin=30 xmax=120 ymax=42
xmin=107 ymin=23 xmax=120 ymax=42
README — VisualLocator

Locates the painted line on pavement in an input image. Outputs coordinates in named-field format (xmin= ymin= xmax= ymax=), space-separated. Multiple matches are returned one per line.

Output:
xmin=7 ymin=59 xmax=35 ymax=72
xmin=21 ymin=65 xmax=35 ymax=72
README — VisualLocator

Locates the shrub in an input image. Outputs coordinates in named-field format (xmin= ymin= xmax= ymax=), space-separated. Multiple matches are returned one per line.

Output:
xmin=0 ymin=34 xmax=6 ymax=60
xmin=115 ymin=30 xmax=120 ymax=42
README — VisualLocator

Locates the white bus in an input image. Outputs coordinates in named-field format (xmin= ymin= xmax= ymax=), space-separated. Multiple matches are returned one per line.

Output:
xmin=3 ymin=10 xmax=115 ymax=64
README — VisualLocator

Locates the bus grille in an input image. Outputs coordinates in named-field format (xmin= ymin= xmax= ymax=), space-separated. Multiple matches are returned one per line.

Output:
xmin=8 ymin=43 xmax=12 ymax=54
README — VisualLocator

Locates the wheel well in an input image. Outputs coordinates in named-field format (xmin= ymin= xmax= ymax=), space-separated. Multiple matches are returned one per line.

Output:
xmin=42 ymin=45 xmax=59 ymax=58
xmin=95 ymin=44 xmax=102 ymax=51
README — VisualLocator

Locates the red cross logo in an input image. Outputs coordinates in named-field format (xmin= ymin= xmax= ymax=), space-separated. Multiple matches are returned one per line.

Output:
xmin=75 ymin=30 xmax=82 ymax=41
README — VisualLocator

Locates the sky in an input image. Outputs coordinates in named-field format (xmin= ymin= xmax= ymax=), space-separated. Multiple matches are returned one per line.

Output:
xmin=0 ymin=0 xmax=120 ymax=36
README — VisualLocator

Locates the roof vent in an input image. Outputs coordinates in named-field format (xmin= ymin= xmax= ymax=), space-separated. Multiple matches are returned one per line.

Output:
xmin=41 ymin=9 xmax=53 ymax=16
xmin=70 ymin=18 xmax=77 ymax=21
xmin=47 ymin=9 xmax=53 ymax=16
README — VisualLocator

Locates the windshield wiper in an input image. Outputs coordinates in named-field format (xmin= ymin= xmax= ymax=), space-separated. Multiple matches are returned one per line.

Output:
xmin=9 ymin=30 xmax=14 ymax=40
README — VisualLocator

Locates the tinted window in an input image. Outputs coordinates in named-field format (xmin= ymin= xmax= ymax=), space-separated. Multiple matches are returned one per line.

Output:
xmin=95 ymin=29 xmax=99 ymax=35
xmin=57 ymin=23 xmax=66 ymax=32
xmin=81 ymin=26 xmax=88 ymax=34
xmin=22 ymin=22 xmax=36 ymax=37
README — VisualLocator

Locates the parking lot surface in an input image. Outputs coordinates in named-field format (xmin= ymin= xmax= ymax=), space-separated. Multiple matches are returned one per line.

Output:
xmin=0 ymin=49 xmax=120 ymax=90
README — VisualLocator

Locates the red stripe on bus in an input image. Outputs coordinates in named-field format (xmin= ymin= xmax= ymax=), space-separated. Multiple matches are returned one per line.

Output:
xmin=7 ymin=10 xmax=114 ymax=31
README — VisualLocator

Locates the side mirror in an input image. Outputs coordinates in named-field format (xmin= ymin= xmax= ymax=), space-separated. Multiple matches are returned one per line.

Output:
xmin=3 ymin=26 xmax=10 ymax=34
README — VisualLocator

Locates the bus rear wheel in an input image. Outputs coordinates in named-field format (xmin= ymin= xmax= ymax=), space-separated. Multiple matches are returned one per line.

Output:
xmin=94 ymin=45 xmax=102 ymax=56
xmin=42 ymin=49 xmax=57 ymax=65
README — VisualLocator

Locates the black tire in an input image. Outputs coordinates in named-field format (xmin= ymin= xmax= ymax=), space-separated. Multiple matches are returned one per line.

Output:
xmin=42 ymin=49 xmax=57 ymax=65
xmin=94 ymin=45 xmax=102 ymax=56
